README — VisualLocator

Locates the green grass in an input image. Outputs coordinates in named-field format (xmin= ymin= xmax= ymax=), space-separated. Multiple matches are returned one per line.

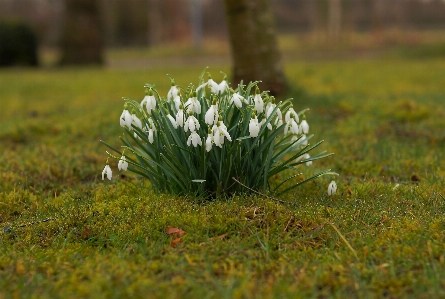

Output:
xmin=1 ymin=54 xmax=445 ymax=298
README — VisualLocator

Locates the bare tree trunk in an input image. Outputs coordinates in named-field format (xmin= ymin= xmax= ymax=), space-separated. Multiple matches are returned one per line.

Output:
xmin=59 ymin=0 xmax=103 ymax=65
xmin=223 ymin=0 xmax=287 ymax=96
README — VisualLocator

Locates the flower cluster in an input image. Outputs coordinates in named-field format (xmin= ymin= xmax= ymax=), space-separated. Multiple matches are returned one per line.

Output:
xmin=102 ymin=70 xmax=334 ymax=197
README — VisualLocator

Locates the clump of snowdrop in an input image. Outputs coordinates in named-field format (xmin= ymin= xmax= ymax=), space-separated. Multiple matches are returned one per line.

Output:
xmin=102 ymin=69 xmax=335 ymax=197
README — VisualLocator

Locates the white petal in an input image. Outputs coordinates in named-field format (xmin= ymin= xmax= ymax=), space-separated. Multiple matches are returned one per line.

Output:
xmin=328 ymin=181 xmax=337 ymax=196
xmin=167 ymin=115 xmax=178 ymax=129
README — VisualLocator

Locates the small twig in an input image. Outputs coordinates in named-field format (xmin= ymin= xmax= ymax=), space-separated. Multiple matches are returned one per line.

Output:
xmin=231 ymin=177 xmax=289 ymax=204
xmin=17 ymin=217 xmax=56 ymax=228
xmin=282 ymin=216 xmax=294 ymax=237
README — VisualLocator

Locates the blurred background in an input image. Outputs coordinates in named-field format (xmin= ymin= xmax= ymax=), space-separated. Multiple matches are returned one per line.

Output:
xmin=1 ymin=0 xmax=445 ymax=68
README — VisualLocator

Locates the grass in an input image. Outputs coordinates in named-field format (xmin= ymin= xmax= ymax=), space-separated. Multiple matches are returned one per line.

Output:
xmin=1 ymin=51 xmax=445 ymax=298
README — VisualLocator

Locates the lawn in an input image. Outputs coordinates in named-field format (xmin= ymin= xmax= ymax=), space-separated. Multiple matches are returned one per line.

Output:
xmin=1 ymin=53 xmax=445 ymax=298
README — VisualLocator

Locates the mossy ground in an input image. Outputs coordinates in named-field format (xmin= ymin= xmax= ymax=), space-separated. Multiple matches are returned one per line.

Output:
xmin=1 ymin=49 xmax=445 ymax=298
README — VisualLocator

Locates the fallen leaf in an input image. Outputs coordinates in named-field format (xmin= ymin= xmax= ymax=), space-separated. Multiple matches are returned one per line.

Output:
xmin=166 ymin=226 xmax=185 ymax=237
xmin=170 ymin=237 xmax=182 ymax=247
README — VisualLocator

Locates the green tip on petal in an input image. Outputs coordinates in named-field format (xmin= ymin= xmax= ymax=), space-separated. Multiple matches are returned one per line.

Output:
xmin=193 ymin=90 xmax=197 ymax=97
xmin=255 ymin=86 xmax=260 ymax=94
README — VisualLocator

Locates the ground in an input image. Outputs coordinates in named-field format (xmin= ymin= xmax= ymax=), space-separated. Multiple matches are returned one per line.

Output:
xmin=1 ymin=44 xmax=445 ymax=298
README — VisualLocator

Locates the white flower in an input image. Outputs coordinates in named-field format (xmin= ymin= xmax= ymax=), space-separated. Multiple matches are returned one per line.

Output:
xmin=205 ymin=104 xmax=219 ymax=125
xmin=212 ymin=121 xmax=231 ymax=147
xmin=102 ymin=165 xmax=112 ymax=180
xmin=176 ymin=108 xmax=185 ymax=127
xmin=131 ymin=114 xmax=142 ymax=130
xmin=249 ymin=116 xmax=260 ymax=137
xmin=141 ymin=95 xmax=156 ymax=114
xmin=120 ymin=109 xmax=132 ymax=129
xmin=328 ymin=181 xmax=337 ymax=196
xmin=167 ymin=85 xmax=179 ymax=101
xmin=118 ymin=156 xmax=128 ymax=171
xmin=173 ymin=96 xmax=181 ymax=111
xmin=296 ymin=153 xmax=312 ymax=166
xmin=284 ymin=119 xmax=299 ymax=135
xmin=300 ymin=134 xmax=308 ymax=146
xmin=265 ymin=103 xmax=282 ymax=130
xmin=300 ymin=120 xmax=309 ymax=134
xmin=148 ymin=128 xmax=154 ymax=144
xmin=285 ymin=108 xmax=299 ymax=124
xmin=184 ymin=114 xmax=200 ymax=132
xmin=208 ymin=79 xmax=228 ymax=94
xmin=254 ymin=93 xmax=264 ymax=114
xmin=187 ymin=131 xmax=202 ymax=147
xmin=167 ymin=114 xmax=178 ymax=129
xmin=230 ymin=93 xmax=245 ymax=108
xmin=205 ymin=133 xmax=213 ymax=152
xmin=184 ymin=95 xmax=201 ymax=114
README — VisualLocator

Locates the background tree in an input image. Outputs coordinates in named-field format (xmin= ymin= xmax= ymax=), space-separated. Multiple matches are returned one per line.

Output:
xmin=59 ymin=0 xmax=103 ymax=65
xmin=223 ymin=0 xmax=287 ymax=96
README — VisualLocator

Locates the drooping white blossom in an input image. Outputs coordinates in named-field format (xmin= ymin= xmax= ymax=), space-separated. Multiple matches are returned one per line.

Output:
xmin=205 ymin=103 xmax=219 ymax=126
xmin=328 ymin=181 xmax=337 ymax=196
xmin=140 ymin=92 xmax=156 ymax=114
xmin=167 ymin=85 xmax=179 ymax=101
xmin=285 ymin=108 xmax=299 ymax=124
xmin=102 ymin=164 xmax=112 ymax=180
xmin=208 ymin=78 xmax=228 ymax=94
xmin=167 ymin=114 xmax=178 ymax=129
xmin=184 ymin=114 xmax=200 ymax=132
xmin=148 ymin=128 xmax=154 ymax=144
xmin=131 ymin=114 xmax=143 ymax=130
xmin=284 ymin=118 xmax=299 ymax=135
xmin=296 ymin=153 xmax=312 ymax=166
xmin=205 ymin=132 xmax=213 ymax=152
xmin=118 ymin=156 xmax=128 ymax=171
xmin=187 ymin=131 xmax=202 ymax=147
xmin=265 ymin=103 xmax=283 ymax=130
xmin=230 ymin=92 xmax=245 ymax=108
xmin=212 ymin=120 xmax=231 ymax=148
xmin=249 ymin=115 xmax=260 ymax=137
xmin=299 ymin=119 xmax=309 ymax=134
xmin=176 ymin=106 xmax=185 ymax=127
xmin=184 ymin=93 xmax=201 ymax=114
xmin=253 ymin=92 xmax=264 ymax=114
xmin=120 ymin=109 xmax=132 ymax=129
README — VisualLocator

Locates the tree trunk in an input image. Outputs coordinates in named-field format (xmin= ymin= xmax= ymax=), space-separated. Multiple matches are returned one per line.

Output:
xmin=59 ymin=0 xmax=103 ymax=65
xmin=223 ymin=0 xmax=287 ymax=96
xmin=328 ymin=0 xmax=342 ymax=42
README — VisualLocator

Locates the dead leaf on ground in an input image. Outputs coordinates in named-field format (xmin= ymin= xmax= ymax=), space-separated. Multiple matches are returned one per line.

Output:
xmin=170 ymin=237 xmax=182 ymax=247
xmin=166 ymin=226 xmax=185 ymax=238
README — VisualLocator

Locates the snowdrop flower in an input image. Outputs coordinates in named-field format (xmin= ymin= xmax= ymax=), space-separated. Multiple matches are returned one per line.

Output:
xmin=284 ymin=107 xmax=299 ymax=135
xmin=184 ymin=112 xmax=200 ymax=132
xmin=285 ymin=107 xmax=299 ymax=124
xmin=176 ymin=104 xmax=185 ymax=127
xmin=265 ymin=102 xmax=283 ymax=130
xmin=187 ymin=131 xmax=202 ymax=147
xmin=296 ymin=153 xmax=312 ymax=166
xmin=205 ymin=129 xmax=213 ymax=152
xmin=131 ymin=113 xmax=143 ymax=130
xmin=102 ymin=164 xmax=112 ymax=180
xmin=208 ymin=75 xmax=228 ymax=94
xmin=118 ymin=156 xmax=128 ymax=171
xmin=167 ymin=82 xmax=179 ymax=101
xmin=299 ymin=119 xmax=309 ymax=134
xmin=328 ymin=181 xmax=337 ymax=196
xmin=148 ymin=128 xmax=154 ymax=144
xmin=205 ymin=97 xmax=219 ymax=125
xmin=230 ymin=92 xmax=245 ymax=109
xmin=167 ymin=114 xmax=178 ymax=129
xmin=253 ymin=87 xmax=264 ymax=114
xmin=173 ymin=96 xmax=181 ymax=111
xmin=184 ymin=91 xmax=201 ymax=114
xmin=120 ymin=108 xmax=132 ymax=129
xmin=140 ymin=89 xmax=156 ymax=114
xmin=249 ymin=114 xmax=260 ymax=137
xmin=212 ymin=119 xmax=232 ymax=148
